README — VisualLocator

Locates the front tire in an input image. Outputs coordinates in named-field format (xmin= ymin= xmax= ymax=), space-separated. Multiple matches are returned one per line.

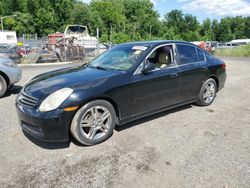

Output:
xmin=70 ymin=100 xmax=116 ymax=145
xmin=196 ymin=78 xmax=217 ymax=106
xmin=0 ymin=75 xmax=7 ymax=98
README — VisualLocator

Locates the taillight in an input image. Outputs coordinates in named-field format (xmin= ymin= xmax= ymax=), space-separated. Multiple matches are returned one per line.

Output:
xmin=222 ymin=63 xmax=226 ymax=70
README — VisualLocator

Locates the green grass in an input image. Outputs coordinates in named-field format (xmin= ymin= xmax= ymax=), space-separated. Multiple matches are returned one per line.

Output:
xmin=215 ymin=44 xmax=250 ymax=57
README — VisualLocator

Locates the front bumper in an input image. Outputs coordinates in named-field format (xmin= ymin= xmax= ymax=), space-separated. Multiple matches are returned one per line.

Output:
xmin=16 ymin=101 xmax=75 ymax=142
xmin=9 ymin=66 xmax=22 ymax=85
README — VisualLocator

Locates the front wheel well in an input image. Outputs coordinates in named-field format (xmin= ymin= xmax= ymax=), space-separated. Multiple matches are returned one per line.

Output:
xmin=0 ymin=71 xmax=10 ymax=86
xmin=80 ymin=97 xmax=120 ymax=121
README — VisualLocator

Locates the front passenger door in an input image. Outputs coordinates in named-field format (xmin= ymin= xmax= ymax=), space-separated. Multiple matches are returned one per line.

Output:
xmin=121 ymin=44 xmax=181 ymax=118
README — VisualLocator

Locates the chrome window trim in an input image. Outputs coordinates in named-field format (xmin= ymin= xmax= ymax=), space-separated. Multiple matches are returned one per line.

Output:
xmin=133 ymin=43 xmax=177 ymax=75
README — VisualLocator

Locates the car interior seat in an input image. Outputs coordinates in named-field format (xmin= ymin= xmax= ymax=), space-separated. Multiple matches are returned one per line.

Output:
xmin=156 ymin=51 xmax=171 ymax=68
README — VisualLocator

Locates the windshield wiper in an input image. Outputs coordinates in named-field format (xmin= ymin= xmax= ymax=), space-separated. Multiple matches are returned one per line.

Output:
xmin=88 ymin=65 xmax=108 ymax=70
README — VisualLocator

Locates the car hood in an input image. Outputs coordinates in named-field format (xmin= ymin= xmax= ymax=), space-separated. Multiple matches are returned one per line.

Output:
xmin=23 ymin=65 xmax=120 ymax=98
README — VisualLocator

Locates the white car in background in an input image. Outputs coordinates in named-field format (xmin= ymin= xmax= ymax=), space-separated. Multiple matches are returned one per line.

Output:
xmin=0 ymin=57 xmax=22 ymax=97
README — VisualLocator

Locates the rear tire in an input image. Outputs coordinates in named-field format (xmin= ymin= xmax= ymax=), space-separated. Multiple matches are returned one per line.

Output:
xmin=196 ymin=78 xmax=217 ymax=106
xmin=70 ymin=100 xmax=116 ymax=146
xmin=0 ymin=75 xmax=7 ymax=98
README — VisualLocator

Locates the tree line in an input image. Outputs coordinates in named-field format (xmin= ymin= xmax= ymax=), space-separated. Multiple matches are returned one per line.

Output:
xmin=0 ymin=0 xmax=250 ymax=43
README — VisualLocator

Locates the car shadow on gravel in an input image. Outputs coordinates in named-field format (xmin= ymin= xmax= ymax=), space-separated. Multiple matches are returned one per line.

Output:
xmin=115 ymin=104 xmax=193 ymax=132
xmin=3 ymin=85 xmax=22 ymax=98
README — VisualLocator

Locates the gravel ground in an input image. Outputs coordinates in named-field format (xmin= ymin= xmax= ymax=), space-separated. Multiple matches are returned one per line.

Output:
xmin=0 ymin=57 xmax=250 ymax=188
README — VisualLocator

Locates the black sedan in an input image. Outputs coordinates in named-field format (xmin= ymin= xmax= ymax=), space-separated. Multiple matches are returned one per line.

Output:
xmin=16 ymin=41 xmax=226 ymax=145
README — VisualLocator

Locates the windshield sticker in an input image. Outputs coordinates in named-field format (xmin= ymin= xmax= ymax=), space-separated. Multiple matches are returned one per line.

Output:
xmin=134 ymin=50 xmax=142 ymax=55
xmin=132 ymin=46 xmax=148 ymax=51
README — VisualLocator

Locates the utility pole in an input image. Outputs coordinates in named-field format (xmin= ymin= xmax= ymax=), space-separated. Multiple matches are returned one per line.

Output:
xmin=96 ymin=28 xmax=99 ymax=55
xmin=88 ymin=23 xmax=92 ymax=35
xmin=149 ymin=25 xmax=152 ymax=40
xmin=133 ymin=23 xmax=137 ymax=40
xmin=110 ymin=23 xmax=112 ymax=41
xmin=1 ymin=14 xmax=17 ymax=30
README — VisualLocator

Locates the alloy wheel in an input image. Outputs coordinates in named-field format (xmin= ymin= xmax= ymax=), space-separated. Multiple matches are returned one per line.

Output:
xmin=203 ymin=81 xmax=216 ymax=104
xmin=79 ymin=106 xmax=112 ymax=140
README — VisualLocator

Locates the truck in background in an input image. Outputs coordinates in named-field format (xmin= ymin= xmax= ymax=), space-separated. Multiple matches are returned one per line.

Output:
xmin=0 ymin=31 xmax=17 ymax=46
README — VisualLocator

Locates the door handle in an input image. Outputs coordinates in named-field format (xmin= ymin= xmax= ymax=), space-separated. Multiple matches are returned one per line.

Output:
xmin=170 ymin=73 xmax=178 ymax=78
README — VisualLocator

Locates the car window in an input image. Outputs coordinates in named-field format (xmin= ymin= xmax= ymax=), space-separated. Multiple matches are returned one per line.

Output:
xmin=197 ymin=48 xmax=205 ymax=61
xmin=205 ymin=51 xmax=213 ymax=61
xmin=147 ymin=45 xmax=173 ymax=70
xmin=176 ymin=44 xmax=198 ymax=65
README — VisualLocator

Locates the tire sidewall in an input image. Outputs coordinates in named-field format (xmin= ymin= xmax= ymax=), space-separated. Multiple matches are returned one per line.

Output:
xmin=198 ymin=78 xmax=217 ymax=106
xmin=0 ymin=75 xmax=7 ymax=98
xmin=70 ymin=100 xmax=116 ymax=145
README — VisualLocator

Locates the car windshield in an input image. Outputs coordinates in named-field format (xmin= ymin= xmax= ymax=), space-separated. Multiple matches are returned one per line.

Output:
xmin=88 ymin=45 xmax=148 ymax=71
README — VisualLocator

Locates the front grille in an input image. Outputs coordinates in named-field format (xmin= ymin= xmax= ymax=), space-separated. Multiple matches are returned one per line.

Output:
xmin=18 ymin=91 xmax=38 ymax=108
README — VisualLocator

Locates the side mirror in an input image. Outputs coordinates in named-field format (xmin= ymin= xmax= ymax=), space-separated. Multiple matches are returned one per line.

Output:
xmin=141 ymin=60 xmax=155 ymax=74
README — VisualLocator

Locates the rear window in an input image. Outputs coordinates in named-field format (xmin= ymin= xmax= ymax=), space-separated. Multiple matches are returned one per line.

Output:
xmin=176 ymin=44 xmax=198 ymax=65
xmin=204 ymin=51 xmax=213 ymax=61
xmin=197 ymin=48 xmax=205 ymax=61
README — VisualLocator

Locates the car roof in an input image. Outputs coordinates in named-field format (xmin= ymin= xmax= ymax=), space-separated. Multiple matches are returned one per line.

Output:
xmin=121 ymin=40 xmax=197 ymax=48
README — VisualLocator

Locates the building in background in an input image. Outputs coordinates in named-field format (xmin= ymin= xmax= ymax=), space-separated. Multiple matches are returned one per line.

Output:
xmin=0 ymin=31 xmax=17 ymax=46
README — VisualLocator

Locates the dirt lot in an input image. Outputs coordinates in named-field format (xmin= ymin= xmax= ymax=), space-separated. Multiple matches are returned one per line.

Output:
xmin=0 ymin=57 xmax=250 ymax=188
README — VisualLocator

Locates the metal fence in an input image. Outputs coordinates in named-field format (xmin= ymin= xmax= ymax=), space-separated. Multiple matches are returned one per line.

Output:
xmin=17 ymin=33 xmax=102 ymax=64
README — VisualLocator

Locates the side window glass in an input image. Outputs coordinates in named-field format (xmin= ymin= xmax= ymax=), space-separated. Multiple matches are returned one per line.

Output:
xmin=176 ymin=45 xmax=198 ymax=65
xmin=197 ymin=48 xmax=205 ymax=62
xmin=148 ymin=45 xmax=173 ymax=69
xmin=205 ymin=51 xmax=212 ymax=61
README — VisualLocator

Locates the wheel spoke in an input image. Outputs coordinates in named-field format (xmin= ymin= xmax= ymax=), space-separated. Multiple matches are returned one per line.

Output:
xmin=203 ymin=90 xmax=210 ymax=99
xmin=99 ymin=123 xmax=108 ymax=133
xmin=209 ymin=84 xmax=215 ymax=92
xmin=80 ymin=121 xmax=92 ymax=127
xmin=100 ymin=111 xmax=110 ymax=123
xmin=88 ymin=127 xmax=97 ymax=139
xmin=91 ymin=107 xmax=97 ymax=120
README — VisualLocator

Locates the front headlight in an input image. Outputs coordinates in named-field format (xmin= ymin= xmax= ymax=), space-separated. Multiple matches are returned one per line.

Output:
xmin=3 ymin=61 xmax=17 ymax=67
xmin=39 ymin=88 xmax=73 ymax=112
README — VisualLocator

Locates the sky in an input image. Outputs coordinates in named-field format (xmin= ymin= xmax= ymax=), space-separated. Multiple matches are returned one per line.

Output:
xmin=82 ymin=0 xmax=250 ymax=22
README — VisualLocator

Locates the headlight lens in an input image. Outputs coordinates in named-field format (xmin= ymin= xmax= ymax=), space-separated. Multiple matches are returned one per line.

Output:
xmin=3 ymin=61 xmax=17 ymax=67
xmin=39 ymin=88 xmax=73 ymax=112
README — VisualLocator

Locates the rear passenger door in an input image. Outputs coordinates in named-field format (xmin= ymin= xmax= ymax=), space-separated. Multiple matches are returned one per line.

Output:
xmin=176 ymin=44 xmax=208 ymax=102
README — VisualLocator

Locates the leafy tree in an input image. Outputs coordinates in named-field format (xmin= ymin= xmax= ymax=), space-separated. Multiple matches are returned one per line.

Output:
xmin=70 ymin=2 xmax=91 ymax=26
xmin=211 ymin=19 xmax=220 ymax=41
xmin=230 ymin=16 xmax=246 ymax=39
xmin=4 ymin=12 xmax=35 ymax=35
xmin=200 ymin=18 xmax=212 ymax=40
xmin=217 ymin=17 xmax=232 ymax=41
xmin=245 ymin=17 xmax=250 ymax=38
xmin=0 ymin=0 xmax=250 ymax=42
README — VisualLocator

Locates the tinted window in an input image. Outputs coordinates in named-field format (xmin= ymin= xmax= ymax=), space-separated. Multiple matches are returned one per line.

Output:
xmin=176 ymin=45 xmax=198 ymax=65
xmin=197 ymin=48 xmax=205 ymax=61
xmin=205 ymin=52 xmax=212 ymax=61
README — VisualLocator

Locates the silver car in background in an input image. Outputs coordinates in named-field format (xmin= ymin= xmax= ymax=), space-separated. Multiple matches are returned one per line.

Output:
xmin=0 ymin=57 xmax=22 ymax=97
xmin=0 ymin=45 xmax=20 ymax=64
